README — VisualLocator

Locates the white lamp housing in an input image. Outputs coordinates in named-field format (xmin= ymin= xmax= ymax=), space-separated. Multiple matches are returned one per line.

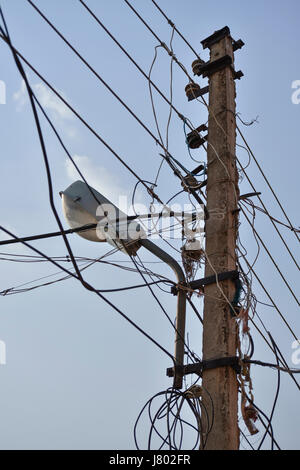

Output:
xmin=61 ymin=181 xmax=145 ymax=255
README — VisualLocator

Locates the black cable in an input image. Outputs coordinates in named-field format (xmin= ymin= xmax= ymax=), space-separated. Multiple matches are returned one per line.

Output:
xmin=0 ymin=13 xmax=86 ymax=286
xmin=124 ymin=0 xmax=195 ymax=84
xmin=187 ymin=296 xmax=203 ymax=325
xmin=0 ymin=223 xmax=98 ymax=246
xmin=97 ymin=279 xmax=173 ymax=293
xmin=0 ymin=4 xmax=180 ymax=358
xmin=240 ymin=429 xmax=256 ymax=450
xmin=0 ymin=32 xmax=155 ymax=198
xmin=78 ymin=0 xmax=191 ymax=127
xmin=0 ymin=225 xmax=176 ymax=363
xmin=166 ymin=190 xmax=185 ymax=205
xmin=240 ymin=206 xmax=299 ymax=308
xmin=134 ymin=385 xmax=206 ymax=450
xmin=247 ymin=315 xmax=300 ymax=392
xmin=236 ymin=124 xmax=300 ymax=244
xmin=238 ymin=247 xmax=299 ymax=343
xmin=130 ymin=250 xmax=198 ymax=364
xmin=244 ymin=359 xmax=300 ymax=374
xmin=1 ymin=254 xmax=174 ymax=297
xmin=257 ymin=333 xmax=281 ymax=450
xmin=135 ymin=253 xmax=173 ymax=295
xmin=243 ymin=199 xmax=300 ymax=235
xmin=26 ymin=0 xmax=163 ymax=145
xmin=150 ymin=0 xmax=203 ymax=61
xmin=124 ymin=0 xmax=300 ymax=251
xmin=0 ymin=29 xmax=207 ymax=217
xmin=243 ymin=392 xmax=281 ymax=450
xmin=26 ymin=0 xmax=207 ymax=210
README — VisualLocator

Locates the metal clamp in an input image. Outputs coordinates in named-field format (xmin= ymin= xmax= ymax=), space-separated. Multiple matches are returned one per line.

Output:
xmin=171 ymin=270 xmax=239 ymax=295
xmin=166 ymin=356 xmax=241 ymax=378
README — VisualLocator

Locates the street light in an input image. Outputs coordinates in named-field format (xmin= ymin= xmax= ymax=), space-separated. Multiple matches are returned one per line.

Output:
xmin=61 ymin=181 xmax=186 ymax=388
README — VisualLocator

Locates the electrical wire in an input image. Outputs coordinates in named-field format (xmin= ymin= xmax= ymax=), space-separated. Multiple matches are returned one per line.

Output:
xmin=25 ymin=0 xmax=206 ymax=210
xmin=0 ymin=32 xmax=156 ymax=197
xmin=150 ymin=0 xmax=203 ymax=61
xmin=2 ymin=2 xmax=298 ymax=450
xmin=78 ymin=0 xmax=190 ymax=127
xmin=134 ymin=382 xmax=214 ymax=450
xmin=240 ymin=204 xmax=299 ymax=307
xmin=129 ymin=2 xmax=299 ymax=267
xmin=124 ymin=0 xmax=196 ymax=84
xmin=0 ymin=9 xmax=179 ymax=368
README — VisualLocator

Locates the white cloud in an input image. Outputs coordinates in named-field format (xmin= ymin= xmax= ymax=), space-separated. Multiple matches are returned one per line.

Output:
xmin=13 ymin=79 xmax=27 ymax=111
xmin=34 ymin=83 xmax=74 ymax=120
xmin=13 ymin=79 xmax=74 ymax=122
xmin=65 ymin=154 xmax=136 ymax=210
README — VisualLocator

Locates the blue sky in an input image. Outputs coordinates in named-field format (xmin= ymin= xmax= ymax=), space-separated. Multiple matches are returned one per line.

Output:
xmin=0 ymin=0 xmax=299 ymax=449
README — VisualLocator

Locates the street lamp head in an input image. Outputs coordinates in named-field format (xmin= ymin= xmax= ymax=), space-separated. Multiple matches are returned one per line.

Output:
xmin=60 ymin=181 xmax=145 ymax=255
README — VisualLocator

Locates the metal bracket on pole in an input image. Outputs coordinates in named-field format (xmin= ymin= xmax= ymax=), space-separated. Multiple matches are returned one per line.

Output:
xmin=232 ymin=39 xmax=245 ymax=52
xmin=166 ymin=356 xmax=241 ymax=378
xmin=186 ymin=125 xmax=208 ymax=149
xmin=185 ymin=83 xmax=209 ymax=101
xmin=191 ymin=27 xmax=244 ymax=80
xmin=192 ymin=55 xmax=243 ymax=81
xmin=201 ymin=26 xmax=244 ymax=52
xmin=171 ymin=269 xmax=239 ymax=295
xmin=192 ymin=54 xmax=233 ymax=77
xmin=201 ymin=26 xmax=231 ymax=49
xmin=239 ymin=191 xmax=262 ymax=200
xmin=191 ymin=163 xmax=206 ymax=175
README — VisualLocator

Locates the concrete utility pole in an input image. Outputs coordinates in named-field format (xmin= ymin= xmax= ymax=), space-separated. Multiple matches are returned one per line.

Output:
xmin=199 ymin=27 xmax=241 ymax=450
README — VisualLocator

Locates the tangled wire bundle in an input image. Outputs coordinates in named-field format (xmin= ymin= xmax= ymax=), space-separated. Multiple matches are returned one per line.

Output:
xmin=134 ymin=384 xmax=214 ymax=450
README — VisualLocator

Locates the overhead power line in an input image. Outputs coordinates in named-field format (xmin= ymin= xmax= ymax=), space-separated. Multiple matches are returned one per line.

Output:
xmin=150 ymin=0 xmax=203 ymax=61
xmin=239 ymin=249 xmax=299 ymax=342
xmin=0 ymin=10 xmax=181 ymax=367
xmin=124 ymin=0 xmax=299 ymax=249
xmin=124 ymin=0 xmax=196 ymax=83
xmin=25 ymin=0 xmax=207 ymax=211
xmin=0 ymin=223 xmax=98 ymax=246
xmin=1 ymin=2 xmax=298 ymax=450
xmin=0 ymin=33 xmax=156 ymax=196
xmin=78 ymin=0 xmax=187 ymax=125
xmin=240 ymin=205 xmax=299 ymax=307
xmin=236 ymin=124 xmax=300 ymax=244
xmin=236 ymin=155 xmax=300 ymax=271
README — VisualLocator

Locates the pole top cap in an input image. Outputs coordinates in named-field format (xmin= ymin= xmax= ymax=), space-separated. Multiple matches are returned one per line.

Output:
xmin=201 ymin=26 xmax=231 ymax=49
